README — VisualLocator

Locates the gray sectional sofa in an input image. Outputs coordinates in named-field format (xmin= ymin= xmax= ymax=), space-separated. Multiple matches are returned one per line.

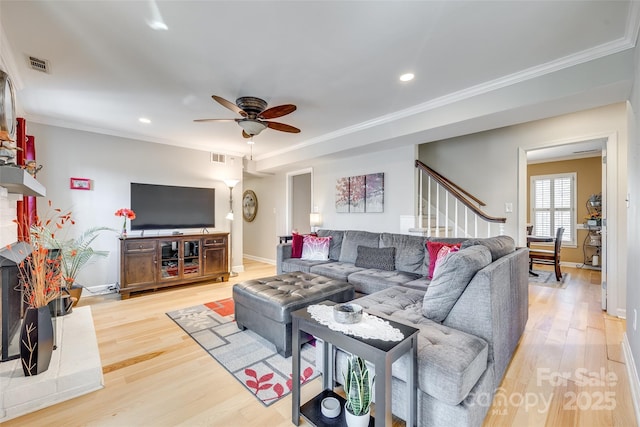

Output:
xmin=276 ymin=229 xmax=528 ymax=427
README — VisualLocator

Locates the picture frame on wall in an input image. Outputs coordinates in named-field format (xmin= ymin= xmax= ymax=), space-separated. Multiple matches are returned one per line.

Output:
xmin=349 ymin=175 xmax=365 ymax=213
xmin=335 ymin=177 xmax=350 ymax=212
xmin=365 ymin=172 xmax=384 ymax=212
xmin=70 ymin=177 xmax=91 ymax=190
xmin=335 ymin=172 xmax=384 ymax=213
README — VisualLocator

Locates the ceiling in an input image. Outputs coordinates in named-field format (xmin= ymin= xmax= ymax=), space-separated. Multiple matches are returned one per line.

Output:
xmin=1 ymin=1 xmax=638 ymax=172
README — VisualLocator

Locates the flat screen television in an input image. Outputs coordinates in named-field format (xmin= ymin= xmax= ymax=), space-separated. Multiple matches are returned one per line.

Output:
xmin=130 ymin=183 xmax=215 ymax=230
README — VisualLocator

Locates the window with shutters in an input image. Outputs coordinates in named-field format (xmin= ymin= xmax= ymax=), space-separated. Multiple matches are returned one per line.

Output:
xmin=530 ymin=173 xmax=576 ymax=246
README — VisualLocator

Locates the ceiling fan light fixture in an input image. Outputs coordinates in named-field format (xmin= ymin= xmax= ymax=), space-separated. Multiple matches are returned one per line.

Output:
xmin=238 ymin=119 xmax=267 ymax=136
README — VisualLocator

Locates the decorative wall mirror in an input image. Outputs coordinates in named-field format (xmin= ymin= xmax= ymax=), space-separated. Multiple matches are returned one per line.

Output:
xmin=242 ymin=190 xmax=258 ymax=222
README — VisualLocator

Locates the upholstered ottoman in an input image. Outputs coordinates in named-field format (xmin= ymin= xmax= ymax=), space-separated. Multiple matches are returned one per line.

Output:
xmin=233 ymin=272 xmax=354 ymax=357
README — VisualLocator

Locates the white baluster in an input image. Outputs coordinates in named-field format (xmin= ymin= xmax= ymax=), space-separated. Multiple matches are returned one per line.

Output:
xmin=454 ymin=200 xmax=459 ymax=238
xmin=435 ymin=184 xmax=440 ymax=237
xmin=445 ymin=192 xmax=449 ymax=237
xmin=474 ymin=214 xmax=478 ymax=238
xmin=427 ymin=177 xmax=432 ymax=237
xmin=418 ymin=172 xmax=423 ymax=229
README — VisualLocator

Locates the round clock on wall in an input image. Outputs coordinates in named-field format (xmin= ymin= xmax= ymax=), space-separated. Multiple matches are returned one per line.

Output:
xmin=0 ymin=70 xmax=16 ymax=140
xmin=242 ymin=190 xmax=258 ymax=222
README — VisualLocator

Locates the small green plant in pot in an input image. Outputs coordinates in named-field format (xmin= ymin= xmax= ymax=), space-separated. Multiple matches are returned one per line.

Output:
xmin=343 ymin=355 xmax=374 ymax=426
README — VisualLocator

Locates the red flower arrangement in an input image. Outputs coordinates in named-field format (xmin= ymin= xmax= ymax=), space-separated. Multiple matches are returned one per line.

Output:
xmin=115 ymin=208 xmax=136 ymax=236
xmin=9 ymin=201 xmax=73 ymax=308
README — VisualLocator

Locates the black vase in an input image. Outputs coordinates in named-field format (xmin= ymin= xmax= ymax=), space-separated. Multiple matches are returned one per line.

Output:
xmin=20 ymin=306 xmax=54 ymax=376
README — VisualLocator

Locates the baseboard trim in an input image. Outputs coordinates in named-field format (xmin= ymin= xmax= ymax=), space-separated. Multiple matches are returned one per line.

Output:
xmin=243 ymin=254 xmax=276 ymax=265
xmin=622 ymin=333 xmax=640 ymax=426
xmin=560 ymin=261 xmax=602 ymax=270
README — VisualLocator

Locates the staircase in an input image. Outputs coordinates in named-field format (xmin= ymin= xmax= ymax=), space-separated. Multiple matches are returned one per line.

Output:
xmin=412 ymin=160 xmax=506 ymax=238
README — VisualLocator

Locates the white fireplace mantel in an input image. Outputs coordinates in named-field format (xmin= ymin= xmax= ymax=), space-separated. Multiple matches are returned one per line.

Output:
xmin=0 ymin=166 xmax=45 ymax=197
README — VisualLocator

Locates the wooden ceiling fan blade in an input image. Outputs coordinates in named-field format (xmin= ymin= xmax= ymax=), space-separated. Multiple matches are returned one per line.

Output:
xmin=259 ymin=104 xmax=296 ymax=120
xmin=212 ymin=95 xmax=247 ymax=117
xmin=266 ymin=121 xmax=301 ymax=133
xmin=193 ymin=118 xmax=237 ymax=122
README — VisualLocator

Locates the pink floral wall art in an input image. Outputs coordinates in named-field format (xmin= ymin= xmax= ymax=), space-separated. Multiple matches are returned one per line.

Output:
xmin=335 ymin=173 xmax=384 ymax=213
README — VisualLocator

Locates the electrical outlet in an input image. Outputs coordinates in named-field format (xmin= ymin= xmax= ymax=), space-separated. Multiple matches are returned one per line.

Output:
xmin=505 ymin=202 xmax=513 ymax=213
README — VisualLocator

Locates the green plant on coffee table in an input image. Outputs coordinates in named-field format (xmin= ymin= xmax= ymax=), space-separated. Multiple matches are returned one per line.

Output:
xmin=343 ymin=355 xmax=374 ymax=416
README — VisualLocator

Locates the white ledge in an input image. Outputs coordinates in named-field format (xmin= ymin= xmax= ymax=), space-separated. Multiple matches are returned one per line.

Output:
xmin=0 ymin=166 xmax=46 ymax=197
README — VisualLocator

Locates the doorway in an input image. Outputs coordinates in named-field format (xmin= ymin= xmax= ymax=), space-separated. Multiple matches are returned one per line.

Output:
xmin=286 ymin=168 xmax=313 ymax=235
xmin=521 ymin=136 xmax=615 ymax=314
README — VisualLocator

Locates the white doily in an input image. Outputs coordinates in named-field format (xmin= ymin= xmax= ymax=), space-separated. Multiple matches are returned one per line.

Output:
xmin=307 ymin=304 xmax=404 ymax=342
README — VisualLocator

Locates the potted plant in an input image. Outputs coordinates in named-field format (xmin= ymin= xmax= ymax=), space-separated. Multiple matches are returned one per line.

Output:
xmin=39 ymin=226 xmax=113 ymax=306
xmin=343 ymin=355 xmax=374 ymax=427
xmin=13 ymin=205 xmax=71 ymax=375
xmin=33 ymin=204 xmax=113 ymax=307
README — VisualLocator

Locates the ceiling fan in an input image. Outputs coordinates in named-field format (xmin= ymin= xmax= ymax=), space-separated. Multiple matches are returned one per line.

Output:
xmin=194 ymin=95 xmax=300 ymax=138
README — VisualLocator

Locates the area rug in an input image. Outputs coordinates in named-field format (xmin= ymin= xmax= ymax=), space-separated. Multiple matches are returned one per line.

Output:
xmin=529 ymin=269 xmax=570 ymax=288
xmin=166 ymin=298 xmax=319 ymax=406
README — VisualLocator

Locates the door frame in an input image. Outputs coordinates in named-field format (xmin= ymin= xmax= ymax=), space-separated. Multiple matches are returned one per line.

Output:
xmin=518 ymin=131 xmax=619 ymax=316
xmin=286 ymin=167 xmax=314 ymax=235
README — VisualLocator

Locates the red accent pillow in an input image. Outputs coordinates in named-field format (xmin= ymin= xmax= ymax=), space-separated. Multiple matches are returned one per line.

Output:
xmin=291 ymin=233 xmax=304 ymax=258
xmin=426 ymin=241 xmax=462 ymax=279
xmin=434 ymin=244 xmax=460 ymax=277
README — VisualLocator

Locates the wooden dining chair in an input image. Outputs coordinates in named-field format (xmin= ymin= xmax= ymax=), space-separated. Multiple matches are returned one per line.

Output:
xmin=529 ymin=227 xmax=564 ymax=281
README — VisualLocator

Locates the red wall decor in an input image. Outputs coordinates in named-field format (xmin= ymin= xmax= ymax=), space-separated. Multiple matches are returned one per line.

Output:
xmin=15 ymin=118 xmax=37 ymax=242
xmin=70 ymin=177 xmax=91 ymax=190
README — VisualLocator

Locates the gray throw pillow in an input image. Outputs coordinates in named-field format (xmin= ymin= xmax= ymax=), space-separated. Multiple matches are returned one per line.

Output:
xmin=354 ymin=246 xmax=396 ymax=271
xmin=338 ymin=230 xmax=380 ymax=264
xmin=460 ymin=235 xmax=515 ymax=261
xmin=317 ymin=229 xmax=345 ymax=261
xmin=422 ymin=245 xmax=492 ymax=322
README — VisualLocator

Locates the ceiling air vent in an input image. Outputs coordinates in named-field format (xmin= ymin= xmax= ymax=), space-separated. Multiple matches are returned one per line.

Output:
xmin=28 ymin=56 xmax=50 ymax=73
xmin=210 ymin=152 xmax=226 ymax=164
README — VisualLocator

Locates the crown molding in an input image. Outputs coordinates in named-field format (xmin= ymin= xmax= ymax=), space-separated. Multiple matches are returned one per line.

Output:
xmin=26 ymin=115 xmax=246 ymax=158
xmin=258 ymin=8 xmax=640 ymax=163
xmin=0 ymin=28 xmax=23 ymax=91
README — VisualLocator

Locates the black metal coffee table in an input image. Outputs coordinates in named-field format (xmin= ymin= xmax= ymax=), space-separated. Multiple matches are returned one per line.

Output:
xmin=291 ymin=301 xmax=419 ymax=427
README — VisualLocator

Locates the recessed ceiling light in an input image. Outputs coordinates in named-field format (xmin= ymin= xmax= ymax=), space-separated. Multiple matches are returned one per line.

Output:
xmin=148 ymin=20 xmax=168 ymax=31
xmin=399 ymin=73 xmax=415 ymax=82
xmin=139 ymin=117 xmax=151 ymax=124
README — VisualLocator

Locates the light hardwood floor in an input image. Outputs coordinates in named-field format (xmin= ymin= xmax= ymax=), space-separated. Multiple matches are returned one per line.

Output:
xmin=3 ymin=260 xmax=637 ymax=426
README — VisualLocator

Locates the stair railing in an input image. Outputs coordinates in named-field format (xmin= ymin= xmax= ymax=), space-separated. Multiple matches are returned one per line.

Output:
xmin=415 ymin=160 xmax=506 ymax=238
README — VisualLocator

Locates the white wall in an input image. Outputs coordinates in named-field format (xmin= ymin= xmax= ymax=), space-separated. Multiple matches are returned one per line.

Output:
xmin=419 ymin=102 xmax=628 ymax=316
xmin=27 ymin=122 xmax=243 ymax=287
xmin=291 ymin=173 xmax=311 ymax=234
xmin=313 ymin=145 xmax=416 ymax=232
xmin=625 ymin=34 xmax=640 ymax=409
xmin=242 ymin=173 xmax=283 ymax=264
xmin=243 ymin=144 xmax=417 ymax=262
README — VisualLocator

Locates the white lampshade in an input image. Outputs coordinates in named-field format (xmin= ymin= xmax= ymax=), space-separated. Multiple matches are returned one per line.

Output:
xmin=309 ymin=213 xmax=321 ymax=227
xmin=224 ymin=179 xmax=240 ymax=189
xmin=226 ymin=211 xmax=234 ymax=221
xmin=237 ymin=119 xmax=267 ymax=136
